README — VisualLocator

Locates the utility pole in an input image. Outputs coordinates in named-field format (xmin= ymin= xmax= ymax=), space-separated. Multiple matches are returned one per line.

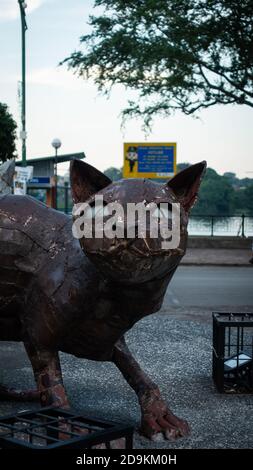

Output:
xmin=51 ymin=138 xmax=62 ymax=210
xmin=18 ymin=1 xmax=28 ymax=167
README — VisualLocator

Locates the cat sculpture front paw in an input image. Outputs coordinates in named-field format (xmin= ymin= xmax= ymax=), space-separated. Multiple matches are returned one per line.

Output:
xmin=139 ymin=389 xmax=190 ymax=440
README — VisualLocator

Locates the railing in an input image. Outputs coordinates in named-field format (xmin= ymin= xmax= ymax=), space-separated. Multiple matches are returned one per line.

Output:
xmin=58 ymin=182 xmax=71 ymax=215
xmin=42 ymin=186 xmax=253 ymax=238
xmin=188 ymin=215 xmax=253 ymax=237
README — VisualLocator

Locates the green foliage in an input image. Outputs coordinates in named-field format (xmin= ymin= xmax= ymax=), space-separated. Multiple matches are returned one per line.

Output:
xmin=243 ymin=185 xmax=253 ymax=213
xmin=104 ymin=166 xmax=123 ymax=180
xmin=0 ymin=103 xmax=17 ymax=163
xmin=177 ymin=163 xmax=190 ymax=172
xmin=192 ymin=168 xmax=235 ymax=215
xmin=189 ymin=167 xmax=253 ymax=215
xmin=63 ymin=0 xmax=253 ymax=126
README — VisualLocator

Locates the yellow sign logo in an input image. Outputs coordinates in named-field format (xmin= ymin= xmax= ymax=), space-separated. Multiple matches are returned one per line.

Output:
xmin=123 ymin=142 xmax=177 ymax=179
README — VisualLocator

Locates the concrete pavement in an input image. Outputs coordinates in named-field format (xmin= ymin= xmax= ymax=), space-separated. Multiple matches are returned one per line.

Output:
xmin=182 ymin=248 xmax=252 ymax=266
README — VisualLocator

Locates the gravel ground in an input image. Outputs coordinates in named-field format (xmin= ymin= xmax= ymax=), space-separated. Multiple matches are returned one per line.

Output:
xmin=0 ymin=306 xmax=253 ymax=449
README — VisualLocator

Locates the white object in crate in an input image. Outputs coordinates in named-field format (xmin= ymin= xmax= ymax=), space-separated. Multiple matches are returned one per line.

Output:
xmin=224 ymin=353 xmax=252 ymax=372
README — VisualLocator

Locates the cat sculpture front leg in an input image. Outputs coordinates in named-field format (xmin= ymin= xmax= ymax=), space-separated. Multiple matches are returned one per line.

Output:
xmin=113 ymin=337 xmax=190 ymax=440
xmin=113 ymin=338 xmax=190 ymax=440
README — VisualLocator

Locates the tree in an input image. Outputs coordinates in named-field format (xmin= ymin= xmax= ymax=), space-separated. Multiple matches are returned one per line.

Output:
xmin=243 ymin=185 xmax=253 ymax=213
xmin=238 ymin=177 xmax=253 ymax=189
xmin=223 ymin=172 xmax=237 ymax=186
xmin=191 ymin=168 xmax=235 ymax=215
xmin=63 ymin=0 xmax=253 ymax=126
xmin=104 ymin=166 xmax=122 ymax=180
xmin=177 ymin=163 xmax=190 ymax=172
xmin=0 ymin=103 xmax=17 ymax=163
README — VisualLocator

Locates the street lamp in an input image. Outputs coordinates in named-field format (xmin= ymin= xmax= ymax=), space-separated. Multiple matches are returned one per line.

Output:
xmin=51 ymin=138 xmax=62 ymax=210
xmin=18 ymin=1 xmax=28 ymax=167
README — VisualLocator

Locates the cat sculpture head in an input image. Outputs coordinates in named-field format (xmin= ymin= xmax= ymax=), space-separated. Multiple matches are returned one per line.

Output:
xmin=71 ymin=160 xmax=206 ymax=284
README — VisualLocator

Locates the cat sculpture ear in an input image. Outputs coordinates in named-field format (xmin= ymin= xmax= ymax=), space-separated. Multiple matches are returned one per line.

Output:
xmin=70 ymin=159 xmax=112 ymax=203
xmin=167 ymin=161 xmax=206 ymax=212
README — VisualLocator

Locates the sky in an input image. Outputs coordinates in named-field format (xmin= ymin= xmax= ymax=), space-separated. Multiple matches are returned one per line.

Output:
xmin=0 ymin=0 xmax=252 ymax=178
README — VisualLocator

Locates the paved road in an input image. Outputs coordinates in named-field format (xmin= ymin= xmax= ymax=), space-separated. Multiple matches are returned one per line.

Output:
xmin=165 ymin=266 xmax=253 ymax=308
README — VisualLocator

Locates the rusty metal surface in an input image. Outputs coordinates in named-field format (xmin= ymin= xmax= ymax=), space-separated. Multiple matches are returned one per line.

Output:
xmin=0 ymin=160 xmax=206 ymax=441
xmin=0 ymin=160 xmax=15 ymax=195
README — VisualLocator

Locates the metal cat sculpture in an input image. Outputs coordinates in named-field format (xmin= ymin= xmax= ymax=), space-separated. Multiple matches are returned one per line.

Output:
xmin=0 ymin=159 xmax=206 ymax=440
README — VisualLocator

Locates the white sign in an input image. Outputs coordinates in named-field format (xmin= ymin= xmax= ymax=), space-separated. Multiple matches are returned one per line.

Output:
xmin=14 ymin=179 xmax=27 ymax=196
xmin=15 ymin=166 xmax=33 ymax=181
xmin=14 ymin=166 xmax=34 ymax=195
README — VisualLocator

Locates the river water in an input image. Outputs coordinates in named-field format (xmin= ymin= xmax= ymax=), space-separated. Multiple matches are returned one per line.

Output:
xmin=188 ymin=216 xmax=253 ymax=237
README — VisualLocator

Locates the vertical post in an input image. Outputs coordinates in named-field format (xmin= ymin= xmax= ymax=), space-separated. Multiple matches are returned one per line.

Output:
xmin=18 ymin=1 xmax=27 ymax=167
xmin=54 ymin=149 xmax=58 ymax=210
xmin=236 ymin=327 xmax=240 ymax=372
xmin=216 ymin=322 xmax=225 ymax=392
xmin=241 ymin=214 xmax=245 ymax=238
xmin=64 ymin=182 xmax=69 ymax=214
xmin=251 ymin=336 xmax=253 ymax=388
xmin=211 ymin=216 xmax=214 ymax=237
xmin=213 ymin=313 xmax=227 ymax=392
xmin=125 ymin=432 xmax=133 ymax=449
xmin=51 ymin=139 xmax=62 ymax=211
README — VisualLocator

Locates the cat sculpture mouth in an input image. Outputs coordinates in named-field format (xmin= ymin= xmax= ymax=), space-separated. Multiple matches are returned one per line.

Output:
xmin=85 ymin=238 xmax=185 ymax=257
xmin=83 ymin=232 xmax=187 ymax=284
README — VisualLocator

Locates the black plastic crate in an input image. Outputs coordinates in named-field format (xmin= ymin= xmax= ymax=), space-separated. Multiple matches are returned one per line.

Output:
xmin=0 ymin=407 xmax=134 ymax=449
xmin=212 ymin=312 xmax=253 ymax=393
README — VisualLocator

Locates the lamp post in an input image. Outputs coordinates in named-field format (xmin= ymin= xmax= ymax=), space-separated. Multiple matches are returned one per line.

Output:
xmin=51 ymin=138 xmax=62 ymax=210
xmin=18 ymin=1 xmax=28 ymax=167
